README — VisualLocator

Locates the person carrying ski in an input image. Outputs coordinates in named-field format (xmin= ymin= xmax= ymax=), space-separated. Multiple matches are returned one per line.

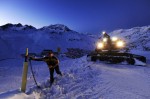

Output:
xmin=30 ymin=52 xmax=62 ymax=84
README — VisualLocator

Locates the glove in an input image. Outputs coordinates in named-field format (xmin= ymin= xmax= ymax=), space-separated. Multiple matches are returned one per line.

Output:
xmin=49 ymin=65 xmax=54 ymax=69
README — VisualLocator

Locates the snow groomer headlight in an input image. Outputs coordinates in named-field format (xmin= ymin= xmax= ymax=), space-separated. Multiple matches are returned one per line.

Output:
xmin=116 ymin=41 xmax=124 ymax=48
xmin=103 ymin=38 xmax=107 ymax=42
xmin=102 ymin=31 xmax=106 ymax=34
xmin=111 ymin=36 xmax=118 ymax=42
xmin=97 ymin=42 xmax=104 ymax=49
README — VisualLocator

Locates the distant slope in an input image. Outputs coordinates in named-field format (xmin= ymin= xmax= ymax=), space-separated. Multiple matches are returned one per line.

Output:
xmin=110 ymin=25 xmax=150 ymax=51
xmin=0 ymin=23 xmax=150 ymax=59
xmin=0 ymin=23 xmax=96 ymax=59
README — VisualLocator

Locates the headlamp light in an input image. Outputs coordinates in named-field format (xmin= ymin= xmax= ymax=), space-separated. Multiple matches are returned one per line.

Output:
xmin=103 ymin=38 xmax=107 ymax=42
xmin=102 ymin=31 xmax=106 ymax=34
xmin=111 ymin=37 xmax=118 ymax=41
xmin=97 ymin=42 xmax=104 ymax=49
xmin=116 ymin=41 xmax=124 ymax=48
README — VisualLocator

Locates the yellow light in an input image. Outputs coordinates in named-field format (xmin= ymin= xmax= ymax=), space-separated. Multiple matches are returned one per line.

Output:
xmin=116 ymin=41 xmax=124 ymax=47
xmin=103 ymin=38 xmax=107 ymax=42
xmin=111 ymin=37 xmax=118 ymax=41
xmin=97 ymin=42 xmax=104 ymax=49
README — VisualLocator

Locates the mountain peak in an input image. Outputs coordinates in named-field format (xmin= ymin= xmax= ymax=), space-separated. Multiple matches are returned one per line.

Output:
xmin=0 ymin=23 xmax=13 ymax=30
xmin=0 ymin=23 xmax=36 ymax=30
xmin=41 ymin=24 xmax=71 ymax=32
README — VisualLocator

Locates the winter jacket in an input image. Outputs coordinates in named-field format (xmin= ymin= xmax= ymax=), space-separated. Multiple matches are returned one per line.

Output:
xmin=32 ymin=56 xmax=59 ymax=68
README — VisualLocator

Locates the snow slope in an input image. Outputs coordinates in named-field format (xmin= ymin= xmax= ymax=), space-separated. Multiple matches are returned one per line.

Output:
xmin=0 ymin=23 xmax=96 ymax=59
xmin=109 ymin=25 xmax=150 ymax=51
xmin=1 ymin=56 xmax=150 ymax=99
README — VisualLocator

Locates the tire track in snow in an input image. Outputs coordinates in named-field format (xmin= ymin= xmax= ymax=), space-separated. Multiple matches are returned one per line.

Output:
xmin=89 ymin=81 xmax=114 ymax=99
xmin=147 ymin=64 xmax=150 ymax=67
xmin=90 ymin=61 xmax=150 ymax=99
xmin=143 ymin=66 xmax=150 ymax=98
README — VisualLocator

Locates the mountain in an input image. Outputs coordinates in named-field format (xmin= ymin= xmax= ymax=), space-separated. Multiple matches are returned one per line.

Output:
xmin=0 ymin=23 xmax=96 ymax=59
xmin=0 ymin=24 xmax=150 ymax=98
xmin=40 ymin=24 xmax=71 ymax=32
xmin=0 ymin=23 xmax=150 ymax=60
xmin=109 ymin=25 xmax=150 ymax=51
xmin=0 ymin=23 xmax=36 ymax=31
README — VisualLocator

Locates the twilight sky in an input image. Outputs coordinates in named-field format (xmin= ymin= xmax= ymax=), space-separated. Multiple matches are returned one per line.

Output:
xmin=0 ymin=0 xmax=150 ymax=33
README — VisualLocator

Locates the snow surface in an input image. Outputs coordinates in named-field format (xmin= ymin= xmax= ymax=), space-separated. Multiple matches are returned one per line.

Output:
xmin=0 ymin=56 xmax=150 ymax=99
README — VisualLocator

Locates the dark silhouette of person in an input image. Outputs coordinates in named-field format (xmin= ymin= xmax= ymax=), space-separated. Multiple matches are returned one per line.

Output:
xmin=30 ymin=52 xmax=62 ymax=84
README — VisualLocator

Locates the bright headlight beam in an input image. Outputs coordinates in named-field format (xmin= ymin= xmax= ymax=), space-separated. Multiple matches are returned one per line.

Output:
xmin=102 ymin=31 xmax=106 ymax=34
xmin=116 ymin=41 xmax=124 ymax=47
xmin=97 ymin=42 xmax=103 ymax=49
xmin=103 ymin=38 xmax=107 ymax=42
xmin=112 ymin=37 xmax=118 ymax=41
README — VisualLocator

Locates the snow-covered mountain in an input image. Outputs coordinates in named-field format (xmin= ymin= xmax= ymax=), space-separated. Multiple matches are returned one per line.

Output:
xmin=0 ymin=24 xmax=150 ymax=99
xmin=109 ymin=25 xmax=150 ymax=51
xmin=0 ymin=23 xmax=96 ymax=59
xmin=1 ymin=23 xmax=149 ymax=60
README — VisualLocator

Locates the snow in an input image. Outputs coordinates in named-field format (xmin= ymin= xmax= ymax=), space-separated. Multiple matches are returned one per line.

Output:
xmin=134 ymin=58 xmax=146 ymax=66
xmin=0 ymin=56 xmax=150 ymax=99
xmin=0 ymin=24 xmax=96 ymax=59
xmin=109 ymin=25 xmax=150 ymax=51
xmin=0 ymin=24 xmax=150 ymax=99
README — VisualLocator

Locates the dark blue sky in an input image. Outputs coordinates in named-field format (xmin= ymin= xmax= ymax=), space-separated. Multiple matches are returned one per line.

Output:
xmin=0 ymin=0 xmax=150 ymax=33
